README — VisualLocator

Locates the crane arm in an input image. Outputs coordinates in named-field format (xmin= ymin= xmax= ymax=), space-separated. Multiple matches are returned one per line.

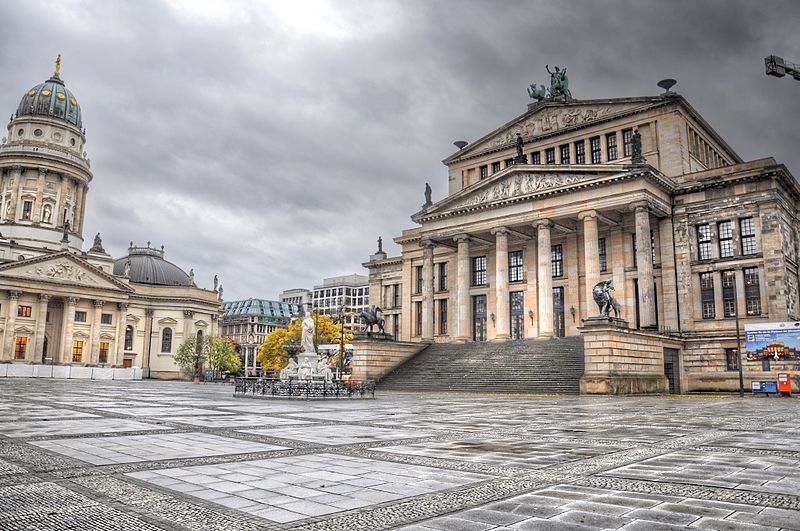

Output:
xmin=765 ymin=55 xmax=800 ymax=81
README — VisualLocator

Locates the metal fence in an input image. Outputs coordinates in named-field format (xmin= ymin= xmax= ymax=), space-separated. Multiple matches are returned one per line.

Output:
xmin=233 ymin=377 xmax=376 ymax=399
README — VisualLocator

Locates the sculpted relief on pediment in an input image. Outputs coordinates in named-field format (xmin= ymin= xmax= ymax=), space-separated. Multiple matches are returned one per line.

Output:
xmin=491 ymin=106 xmax=614 ymax=148
xmin=17 ymin=261 xmax=100 ymax=286
xmin=454 ymin=173 xmax=583 ymax=209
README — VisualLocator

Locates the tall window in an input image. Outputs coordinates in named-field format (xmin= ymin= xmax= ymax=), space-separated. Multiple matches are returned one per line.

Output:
xmin=590 ymin=136 xmax=602 ymax=164
xmin=721 ymin=270 xmax=736 ymax=317
xmin=101 ymin=313 xmax=113 ymax=325
xmin=99 ymin=342 xmax=109 ymax=364
xmin=124 ymin=325 xmax=133 ymax=350
xmin=725 ymin=348 xmax=739 ymax=371
xmin=700 ymin=272 xmax=715 ymax=319
xmin=574 ymin=140 xmax=586 ymax=164
xmin=473 ymin=295 xmax=487 ymax=341
xmin=438 ymin=262 xmax=448 ymax=291
xmin=510 ymin=291 xmax=524 ymax=340
xmin=744 ymin=267 xmax=761 ymax=316
xmin=72 ymin=340 xmax=84 ymax=362
xmin=14 ymin=337 xmax=26 ymax=360
xmin=606 ymin=133 xmax=618 ymax=160
xmin=545 ymin=147 xmax=556 ymax=164
xmin=553 ymin=287 xmax=565 ymax=337
xmin=393 ymin=315 xmax=400 ymax=339
xmin=438 ymin=299 xmax=447 ymax=335
xmin=392 ymin=284 xmax=401 ymax=308
xmin=504 ymin=158 xmax=514 ymax=168
xmin=472 ymin=256 xmax=487 ymax=286
xmin=17 ymin=305 xmax=32 ymax=317
xmin=161 ymin=327 xmax=173 ymax=353
xmin=479 ymin=165 xmax=488 ymax=179
xmin=697 ymin=224 xmax=712 ymax=260
xmin=74 ymin=311 xmax=87 ymax=323
xmin=415 ymin=265 xmax=423 ymax=294
xmin=622 ymin=128 xmax=633 ymax=157
xmin=740 ymin=218 xmax=757 ymax=255
xmin=531 ymin=151 xmax=541 ymax=164
xmin=22 ymin=201 xmax=32 ymax=220
xmin=551 ymin=245 xmax=563 ymax=277
xmin=509 ymin=250 xmax=524 ymax=282
xmin=491 ymin=161 xmax=501 ymax=173
xmin=414 ymin=301 xmax=422 ymax=336
xmin=598 ymin=238 xmax=607 ymax=272
xmin=718 ymin=221 xmax=734 ymax=258
xmin=559 ymin=144 xmax=570 ymax=164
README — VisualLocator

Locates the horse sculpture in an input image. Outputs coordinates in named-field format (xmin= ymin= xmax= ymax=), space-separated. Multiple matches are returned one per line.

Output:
xmin=592 ymin=280 xmax=621 ymax=318
xmin=358 ymin=305 xmax=385 ymax=334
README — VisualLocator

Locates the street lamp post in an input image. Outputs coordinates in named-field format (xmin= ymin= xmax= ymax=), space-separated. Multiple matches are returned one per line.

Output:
xmin=334 ymin=302 xmax=349 ymax=376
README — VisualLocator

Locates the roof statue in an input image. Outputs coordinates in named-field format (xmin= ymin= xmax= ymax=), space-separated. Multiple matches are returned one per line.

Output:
xmin=631 ymin=128 xmax=644 ymax=164
xmin=89 ymin=232 xmax=105 ymax=254
xmin=54 ymin=54 xmax=61 ymax=78
xmin=423 ymin=182 xmax=432 ymax=208
xmin=377 ymin=236 xmax=383 ymax=253
xmin=514 ymin=132 xmax=527 ymax=164
xmin=528 ymin=65 xmax=572 ymax=101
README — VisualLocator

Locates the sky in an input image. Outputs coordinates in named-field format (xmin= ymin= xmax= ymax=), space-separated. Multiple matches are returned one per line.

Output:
xmin=0 ymin=0 xmax=798 ymax=301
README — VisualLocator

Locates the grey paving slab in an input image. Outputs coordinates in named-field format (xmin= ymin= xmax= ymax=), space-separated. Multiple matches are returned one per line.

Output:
xmin=241 ymin=423 xmax=434 ymax=445
xmin=95 ymin=406 xmax=234 ymax=417
xmin=0 ymin=417 xmax=170 ymax=438
xmin=167 ymin=414 xmax=315 ymax=428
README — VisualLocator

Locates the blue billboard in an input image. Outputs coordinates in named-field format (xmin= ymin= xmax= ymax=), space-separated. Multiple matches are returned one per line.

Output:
xmin=744 ymin=321 xmax=800 ymax=362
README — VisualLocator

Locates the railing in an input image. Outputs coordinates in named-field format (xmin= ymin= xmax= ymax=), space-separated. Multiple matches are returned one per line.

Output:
xmin=0 ymin=143 xmax=90 ymax=168
xmin=233 ymin=377 xmax=376 ymax=399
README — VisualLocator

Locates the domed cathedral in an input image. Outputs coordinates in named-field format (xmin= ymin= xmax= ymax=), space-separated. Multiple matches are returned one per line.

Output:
xmin=0 ymin=57 xmax=222 ymax=378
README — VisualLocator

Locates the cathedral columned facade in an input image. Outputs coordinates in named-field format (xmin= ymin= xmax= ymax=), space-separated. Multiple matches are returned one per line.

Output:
xmin=0 ymin=59 xmax=221 ymax=378
xmin=365 ymin=80 xmax=799 ymax=392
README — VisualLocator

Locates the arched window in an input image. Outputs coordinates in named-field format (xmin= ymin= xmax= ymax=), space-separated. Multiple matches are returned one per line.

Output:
xmin=161 ymin=327 xmax=172 ymax=353
xmin=124 ymin=325 xmax=134 ymax=351
xmin=196 ymin=330 xmax=203 ymax=343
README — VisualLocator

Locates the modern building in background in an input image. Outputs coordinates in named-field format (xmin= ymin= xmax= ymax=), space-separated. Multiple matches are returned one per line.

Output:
xmin=312 ymin=274 xmax=369 ymax=331
xmin=279 ymin=288 xmax=312 ymax=308
xmin=220 ymin=298 xmax=301 ymax=375
xmin=0 ymin=60 xmax=221 ymax=378
xmin=365 ymin=78 xmax=800 ymax=392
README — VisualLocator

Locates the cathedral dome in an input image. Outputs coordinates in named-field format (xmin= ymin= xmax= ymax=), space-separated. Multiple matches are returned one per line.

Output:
xmin=113 ymin=245 xmax=194 ymax=287
xmin=15 ymin=60 xmax=82 ymax=129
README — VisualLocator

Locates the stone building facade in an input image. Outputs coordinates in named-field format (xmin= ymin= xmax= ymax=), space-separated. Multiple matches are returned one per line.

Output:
xmin=0 ymin=61 xmax=221 ymax=378
xmin=365 ymin=85 xmax=799 ymax=392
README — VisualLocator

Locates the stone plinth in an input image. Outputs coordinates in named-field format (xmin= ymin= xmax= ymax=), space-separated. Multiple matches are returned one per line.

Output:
xmin=350 ymin=339 xmax=427 ymax=382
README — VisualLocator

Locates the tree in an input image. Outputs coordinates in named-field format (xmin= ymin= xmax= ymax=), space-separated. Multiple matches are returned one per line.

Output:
xmin=207 ymin=336 xmax=242 ymax=377
xmin=174 ymin=335 xmax=210 ymax=379
xmin=257 ymin=313 xmax=353 ymax=372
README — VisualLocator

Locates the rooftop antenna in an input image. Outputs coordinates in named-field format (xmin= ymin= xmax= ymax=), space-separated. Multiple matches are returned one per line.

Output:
xmin=657 ymin=79 xmax=677 ymax=94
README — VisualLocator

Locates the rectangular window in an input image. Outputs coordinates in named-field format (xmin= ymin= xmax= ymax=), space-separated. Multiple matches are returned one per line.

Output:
xmin=472 ymin=256 xmax=487 ymax=286
xmin=574 ymin=140 xmax=586 ymax=164
xmin=74 ymin=311 xmax=87 ymax=323
xmin=545 ymin=147 xmax=556 ymax=164
xmin=473 ymin=295 xmax=487 ymax=342
xmin=99 ymin=342 xmax=109 ymax=364
xmin=551 ymin=245 xmax=563 ymax=277
xmin=491 ymin=161 xmax=501 ymax=173
xmin=622 ymin=128 xmax=633 ymax=157
xmin=606 ymin=133 xmax=618 ymax=161
xmin=14 ymin=336 xmax=26 ymax=360
xmin=415 ymin=265 xmax=423 ymax=294
xmin=725 ymin=348 xmax=739 ymax=371
xmin=744 ymin=267 xmax=761 ymax=316
xmin=740 ymin=218 xmax=757 ymax=255
xmin=438 ymin=299 xmax=447 ymax=335
xmin=700 ymin=272 xmax=715 ymax=319
xmin=504 ymin=158 xmax=514 ymax=167
xmin=590 ymin=136 xmax=602 ymax=164
xmin=721 ymin=270 xmax=736 ymax=317
xmin=510 ymin=291 xmax=524 ymax=340
xmin=392 ymin=284 xmax=401 ymax=308
xmin=509 ymin=250 xmax=524 ymax=282
xmin=438 ymin=262 xmax=448 ymax=291
xmin=72 ymin=340 xmax=84 ymax=362
xmin=531 ymin=151 xmax=541 ymax=164
xmin=559 ymin=144 xmax=570 ymax=164
xmin=697 ymin=224 xmax=712 ymax=260
xmin=17 ymin=305 xmax=32 ymax=318
xmin=101 ymin=313 xmax=113 ymax=325
xmin=22 ymin=201 xmax=32 ymax=220
xmin=414 ymin=301 xmax=422 ymax=336
xmin=718 ymin=221 xmax=734 ymax=258
xmin=598 ymin=238 xmax=607 ymax=272
xmin=553 ymin=287 xmax=565 ymax=338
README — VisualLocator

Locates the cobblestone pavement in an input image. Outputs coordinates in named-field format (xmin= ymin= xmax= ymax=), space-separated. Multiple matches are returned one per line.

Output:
xmin=0 ymin=379 xmax=799 ymax=530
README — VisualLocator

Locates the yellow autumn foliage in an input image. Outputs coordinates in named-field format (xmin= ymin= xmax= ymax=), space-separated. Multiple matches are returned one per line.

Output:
xmin=257 ymin=313 xmax=353 ymax=372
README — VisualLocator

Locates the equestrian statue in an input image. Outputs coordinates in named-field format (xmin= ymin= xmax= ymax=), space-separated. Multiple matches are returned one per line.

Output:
xmin=358 ymin=305 xmax=385 ymax=334
xmin=592 ymin=280 xmax=621 ymax=318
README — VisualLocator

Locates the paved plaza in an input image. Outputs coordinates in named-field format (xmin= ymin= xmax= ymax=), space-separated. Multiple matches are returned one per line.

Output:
xmin=0 ymin=379 xmax=799 ymax=530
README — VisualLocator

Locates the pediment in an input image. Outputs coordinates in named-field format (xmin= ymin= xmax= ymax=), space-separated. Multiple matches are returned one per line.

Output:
xmin=0 ymin=252 xmax=133 ymax=293
xmin=73 ymin=330 xmax=90 ymax=339
xmin=446 ymin=98 xmax=666 ymax=162
xmin=100 ymin=332 xmax=115 ymax=340
xmin=195 ymin=319 xmax=209 ymax=328
xmin=14 ymin=325 xmax=34 ymax=334
xmin=158 ymin=317 xmax=178 ymax=326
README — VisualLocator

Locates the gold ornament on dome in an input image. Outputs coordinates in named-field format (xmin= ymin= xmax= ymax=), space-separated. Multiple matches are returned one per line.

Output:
xmin=27 ymin=90 xmax=36 ymax=96
xmin=54 ymin=54 xmax=61 ymax=78
xmin=69 ymin=98 xmax=76 ymax=105
xmin=56 ymin=93 xmax=65 ymax=100
xmin=41 ymin=90 xmax=51 ymax=97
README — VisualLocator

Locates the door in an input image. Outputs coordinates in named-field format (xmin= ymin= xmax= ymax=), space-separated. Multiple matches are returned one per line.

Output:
xmin=123 ymin=358 xmax=133 ymax=369
xmin=663 ymin=348 xmax=681 ymax=394
xmin=553 ymin=287 xmax=565 ymax=338
xmin=510 ymin=291 xmax=524 ymax=339
xmin=473 ymin=295 xmax=487 ymax=342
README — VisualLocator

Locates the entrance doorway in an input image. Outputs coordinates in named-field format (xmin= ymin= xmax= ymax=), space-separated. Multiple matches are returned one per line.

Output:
xmin=663 ymin=348 xmax=681 ymax=394
xmin=553 ymin=287 xmax=565 ymax=338
xmin=473 ymin=295 xmax=487 ymax=342
xmin=510 ymin=291 xmax=524 ymax=339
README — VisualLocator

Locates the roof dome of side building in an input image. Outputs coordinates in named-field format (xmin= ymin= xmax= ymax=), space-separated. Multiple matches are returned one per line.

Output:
xmin=113 ymin=245 xmax=194 ymax=287
xmin=15 ymin=62 xmax=82 ymax=129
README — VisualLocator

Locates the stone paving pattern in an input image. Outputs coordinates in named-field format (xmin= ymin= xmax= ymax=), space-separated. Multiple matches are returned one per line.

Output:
xmin=0 ymin=379 xmax=798 ymax=530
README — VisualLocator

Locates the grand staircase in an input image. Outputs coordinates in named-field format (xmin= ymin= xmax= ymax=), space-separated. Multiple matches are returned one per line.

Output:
xmin=379 ymin=336 xmax=584 ymax=394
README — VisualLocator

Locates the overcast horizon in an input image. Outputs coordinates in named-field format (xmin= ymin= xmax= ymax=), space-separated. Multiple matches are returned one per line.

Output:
xmin=1 ymin=0 xmax=798 ymax=301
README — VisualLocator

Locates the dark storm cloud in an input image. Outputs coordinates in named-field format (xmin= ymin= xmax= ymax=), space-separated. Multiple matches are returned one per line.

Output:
xmin=0 ymin=0 xmax=798 ymax=300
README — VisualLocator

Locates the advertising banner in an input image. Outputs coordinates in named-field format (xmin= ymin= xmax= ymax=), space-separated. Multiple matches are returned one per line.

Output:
xmin=744 ymin=321 xmax=800 ymax=362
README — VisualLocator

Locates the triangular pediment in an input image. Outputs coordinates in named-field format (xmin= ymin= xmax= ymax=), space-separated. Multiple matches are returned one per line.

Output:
xmin=14 ymin=325 xmax=34 ymax=334
xmin=195 ymin=319 xmax=209 ymax=328
xmin=445 ymin=97 xmax=668 ymax=163
xmin=0 ymin=252 xmax=133 ymax=293
xmin=158 ymin=317 xmax=178 ymax=326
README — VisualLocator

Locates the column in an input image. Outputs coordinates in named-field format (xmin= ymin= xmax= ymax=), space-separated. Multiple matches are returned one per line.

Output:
xmin=633 ymin=202 xmax=657 ymax=328
xmin=75 ymin=183 xmax=86 ymax=235
xmin=56 ymin=175 xmax=68 ymax=226
xmin=33 ymin=168 xmax=47 ymax=223
xmin=61 ymin=297 xmax=78 ymax=363
xmin=420 ymin=240 xmax=435 ymax=341
xmin=183 ymin=310 xmax=194 ymax=346
xmin=454 ymin=235 xmax=471 ymax=342
xmin=143 ymin=309 xmax=154 ymax=377
xmin=2 ymin=290 xmax=21 ymax=360
xmin=579 ymin=210 xmax=600 ymax=317
xmin=534 ymin=220 xmax=554 ymax=338
xmin=30 ymin=294 xmax=50 ymax=363
xmin=5 ymin=166 xmax=22 ymax=221
xmin=115 ymin=303 xmax=129 ymax=365
xmin=90 ymin=300 xmax=104 ymax=364
xmin=491 ymin=227 xmax=510 ymax=340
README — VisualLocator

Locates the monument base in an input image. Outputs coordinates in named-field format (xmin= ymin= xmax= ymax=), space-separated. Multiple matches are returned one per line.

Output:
xmin=354 ymin=331 xmax=393 ymax=341
xmin=581 ymin=315 xmax=629 ymax=328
